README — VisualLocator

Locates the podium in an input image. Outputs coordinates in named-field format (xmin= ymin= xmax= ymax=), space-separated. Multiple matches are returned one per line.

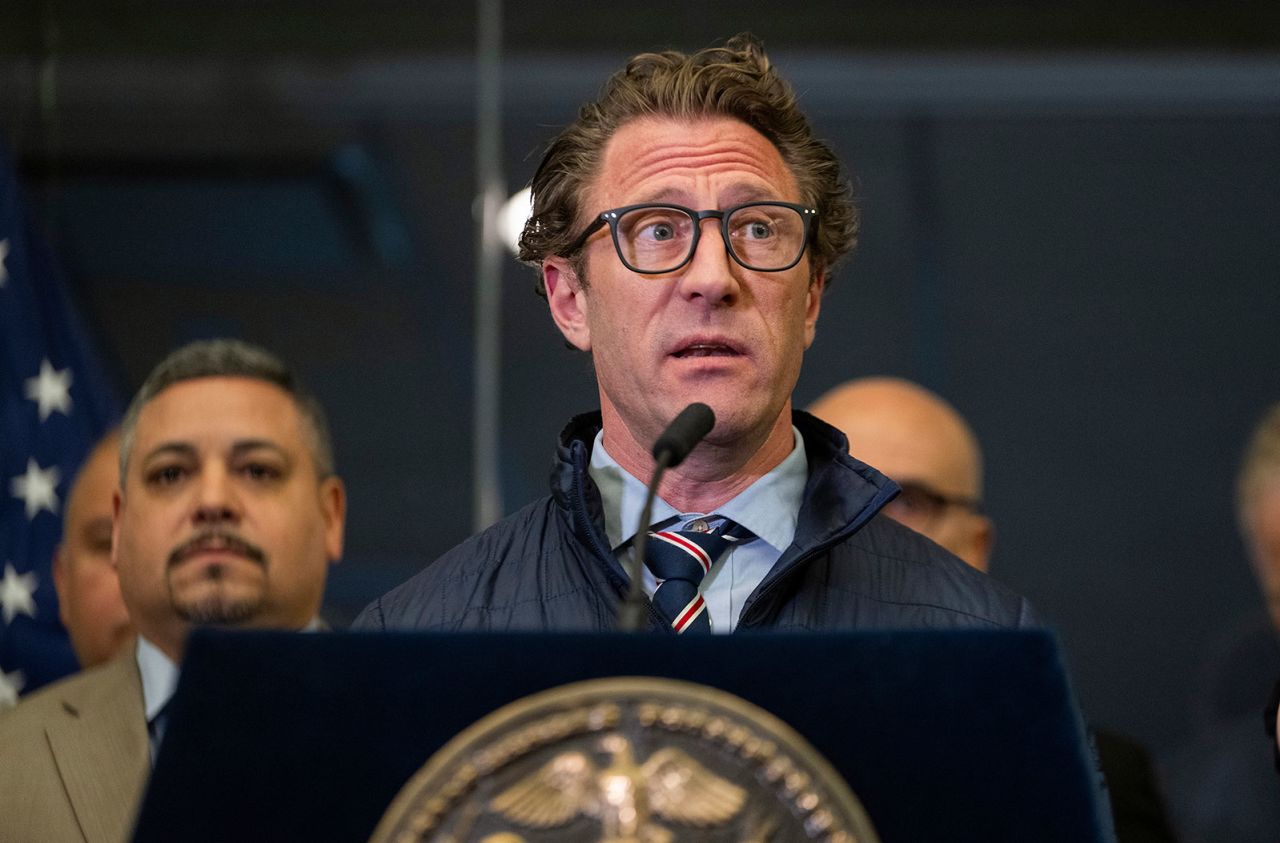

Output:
xmin=133 ymin=629 xmax=1110 ymax=842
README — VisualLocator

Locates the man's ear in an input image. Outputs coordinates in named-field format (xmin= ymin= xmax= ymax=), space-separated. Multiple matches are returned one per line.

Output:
xmin=319 ymin=476 xmax=346 ymax=565
xmin=544 ymin=256 xmax=592 ymax=352
xmin=967 ymin=515 xmax=995 ymax=574
xmin=803 ymin=267 xmax=826 ymax=349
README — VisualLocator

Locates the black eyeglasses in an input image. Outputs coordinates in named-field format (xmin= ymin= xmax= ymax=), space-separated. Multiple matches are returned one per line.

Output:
xmin=566 ymin=201 xmax=818 ymax=274
xmin=883 ymin=481 xmax=983 ymax=528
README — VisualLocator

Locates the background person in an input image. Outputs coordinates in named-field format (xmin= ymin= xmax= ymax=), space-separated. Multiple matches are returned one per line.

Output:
xmin=810 ymin=376 xmax=1178 ymax=843
xmin=808 ymin=376 xmax=992 ymax=570
xmin=0 ymin=339 xmax=346 ymax=843
xmin=52 ymin=428 xmax=135 ymax=670
xmin=1163 ymin=402 xmax=1280 ymax=842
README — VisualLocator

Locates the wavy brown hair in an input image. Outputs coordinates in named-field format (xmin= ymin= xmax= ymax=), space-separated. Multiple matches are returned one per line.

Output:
xmin=517 ymin=33 xmax=858 ymax=296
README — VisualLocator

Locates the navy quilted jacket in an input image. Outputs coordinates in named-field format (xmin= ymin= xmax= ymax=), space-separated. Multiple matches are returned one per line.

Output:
xmin=353 ymin=411 xmax=1038 ymax=633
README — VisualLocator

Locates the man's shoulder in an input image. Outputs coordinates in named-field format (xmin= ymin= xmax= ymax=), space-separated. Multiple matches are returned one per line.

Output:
xmin=0 ymin=655 xmax=147 ymax=843
xmin=0 ymin=655 xmax=139 ymax=737
xmin=826 ymin=514 xmax=1037 ymax=629
xmin=353 ymin=495 xmax=571 ymax=631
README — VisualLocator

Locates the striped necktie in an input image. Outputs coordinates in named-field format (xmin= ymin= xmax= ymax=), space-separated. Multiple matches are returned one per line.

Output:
xmin=644 ymin=519 xmax=750 ymax=633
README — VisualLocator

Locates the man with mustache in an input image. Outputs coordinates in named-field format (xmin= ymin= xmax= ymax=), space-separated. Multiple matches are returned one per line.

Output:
xmin=0 ymin=339 xmax=345 ymax=843
xmin=356 ymin=34 xmax=1035 ymax=636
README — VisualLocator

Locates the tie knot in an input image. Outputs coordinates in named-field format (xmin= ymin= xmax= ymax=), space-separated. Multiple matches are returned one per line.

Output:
xmin=647 ymin=520 xmax=746 ymax=576
xmin=642 ymin=518 xmax=751 ymax=634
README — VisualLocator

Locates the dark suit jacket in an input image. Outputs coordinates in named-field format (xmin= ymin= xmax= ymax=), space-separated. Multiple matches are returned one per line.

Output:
xmin=0 ymin=653 xmax=149 ymax=843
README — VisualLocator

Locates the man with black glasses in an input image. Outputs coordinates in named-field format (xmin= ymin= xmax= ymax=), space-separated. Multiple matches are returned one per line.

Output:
xmin=356 ymin=34 xmax=1035 ymax=635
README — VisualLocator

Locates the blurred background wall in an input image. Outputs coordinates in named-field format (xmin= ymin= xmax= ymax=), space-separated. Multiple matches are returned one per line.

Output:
xmin=2 ymin=0 xmax=1279 ymax=765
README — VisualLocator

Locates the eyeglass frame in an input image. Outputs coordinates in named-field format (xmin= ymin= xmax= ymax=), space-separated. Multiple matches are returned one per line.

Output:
xmin=885 ymin=480 xmax=984 ymax=524
xmin=564 ymin=201 xmax=819 ymax=275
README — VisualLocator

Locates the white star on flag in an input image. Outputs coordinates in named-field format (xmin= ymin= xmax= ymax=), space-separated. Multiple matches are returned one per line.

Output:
xmin=0 ymin=237 xmax=9 ymax=287
xmin=0 ymin=667 xmax=24 ymax=708
xmin=10 ymin=458 xmax=60 ymax=520
xmin=1 ymin=562 xmax=38 ymax=625
xmin=24 ymin=358 xmax=74 ymax=421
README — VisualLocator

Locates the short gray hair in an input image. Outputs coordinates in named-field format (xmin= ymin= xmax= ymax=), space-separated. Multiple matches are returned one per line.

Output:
xmin=1239 ymin=402 xmax=1280 ymax=532
xmin=119 ymin=339 xmax=335 ymax=481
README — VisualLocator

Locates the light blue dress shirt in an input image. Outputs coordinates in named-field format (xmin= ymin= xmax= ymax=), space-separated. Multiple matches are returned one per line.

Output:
xmin=588 ymin=427 xmax=808 ymax=633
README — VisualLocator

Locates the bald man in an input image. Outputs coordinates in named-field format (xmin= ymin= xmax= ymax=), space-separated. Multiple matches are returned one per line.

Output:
xmin=52 ymin=430 xmax=135 ymax=669
xmin=809 ymin=377 xmax=993 ymax=571
xmin=812 ymin=376 xmax=1183 ymax=843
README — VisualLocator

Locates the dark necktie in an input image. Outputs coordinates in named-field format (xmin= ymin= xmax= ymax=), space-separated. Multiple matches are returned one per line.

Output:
xmin=148 ymin=700 xmax=171 ymax=761
xmin=644 ymin=519 xmax=750 ymax=633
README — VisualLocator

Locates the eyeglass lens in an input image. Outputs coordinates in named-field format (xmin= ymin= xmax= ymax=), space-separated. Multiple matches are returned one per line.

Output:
xmin=614 ymin=204 xmax=807 ymax=272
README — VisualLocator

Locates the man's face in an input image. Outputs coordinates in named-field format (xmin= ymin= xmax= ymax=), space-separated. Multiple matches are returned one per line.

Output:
xmin=810 ymin=380 xmax=992 ymax=571
xmin=1245 ymin=480 xmax=1280 ymax=632
xmin=112 ymin=377 xmax=344 ymax=659
xmin=544 ymin=116 xmax=823 ymax=454
xmin=54 ymin=434 xmax=134 ymax=668
xmin=854 ymin=440 xmax=991 ymax=573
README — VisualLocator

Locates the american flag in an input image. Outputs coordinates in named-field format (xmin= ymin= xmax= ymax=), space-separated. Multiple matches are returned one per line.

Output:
xmin=0 ymin=142 xmax=120 ymax=706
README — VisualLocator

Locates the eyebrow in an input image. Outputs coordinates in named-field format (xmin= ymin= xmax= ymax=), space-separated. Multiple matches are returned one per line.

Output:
xmin=141 ymin=439 xmax=290 ymax=464
xmin=637 ymin=184 xmax=779 ymax=208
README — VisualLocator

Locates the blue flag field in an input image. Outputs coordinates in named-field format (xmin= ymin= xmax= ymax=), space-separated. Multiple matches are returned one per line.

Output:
xmin=0 ymin=143 xmax=119 ymax=706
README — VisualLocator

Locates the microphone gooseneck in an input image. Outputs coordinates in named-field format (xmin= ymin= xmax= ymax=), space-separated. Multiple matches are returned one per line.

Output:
xmin=651 ymin=402 xmax=715 ymax=468
xmin=617 ymin=403 xmax=716 ymax=632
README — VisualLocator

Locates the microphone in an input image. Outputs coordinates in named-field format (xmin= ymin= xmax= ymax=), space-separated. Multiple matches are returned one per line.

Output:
xmin=617 ymin=403 xmax=716 ymax=632
xmin=651 ymin=402 xmax=715 ymax=468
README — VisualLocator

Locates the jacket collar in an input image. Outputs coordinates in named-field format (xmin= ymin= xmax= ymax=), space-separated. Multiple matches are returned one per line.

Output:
xmin=782 ymin=410 xmax=900 ymax=564
xmin=44 ymin=653 xmax=150 ymax=843
xmin=549 ymin=409 xmax=899 ymax=584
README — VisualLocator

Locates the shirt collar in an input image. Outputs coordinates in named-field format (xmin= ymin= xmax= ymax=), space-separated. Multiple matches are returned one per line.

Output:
xmin=136 ymin=635 xmax=180 ymax=724
xmin=588 ymin=426 xmax=808 ymax=554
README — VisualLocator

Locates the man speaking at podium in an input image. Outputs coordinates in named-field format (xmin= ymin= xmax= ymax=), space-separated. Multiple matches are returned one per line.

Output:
xmin=356 ymin=34 xmax=1035 ymax=635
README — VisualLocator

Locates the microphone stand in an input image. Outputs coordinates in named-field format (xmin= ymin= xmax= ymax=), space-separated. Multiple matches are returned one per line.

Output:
xmin=617 ymin=450 xmax=673 ymax=632
xmin=615 ymin=401 xmax=714 ymax=633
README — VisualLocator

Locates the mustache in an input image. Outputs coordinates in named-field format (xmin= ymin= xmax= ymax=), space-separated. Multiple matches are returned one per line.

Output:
xmin=167 ymin=528 xmax=267 ymax=569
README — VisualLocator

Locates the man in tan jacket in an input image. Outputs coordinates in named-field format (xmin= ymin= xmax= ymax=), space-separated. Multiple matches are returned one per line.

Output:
xmin=0 ymin=339 xmax=345 ymax=843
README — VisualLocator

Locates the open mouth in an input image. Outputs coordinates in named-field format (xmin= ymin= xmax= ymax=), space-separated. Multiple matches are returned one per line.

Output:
xmin=672 ymin=342 xmax=740 ymax=359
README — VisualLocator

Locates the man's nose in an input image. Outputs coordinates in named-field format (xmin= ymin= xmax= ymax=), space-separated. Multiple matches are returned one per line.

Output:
xmin=675 ymin=219 xmax=741 ymax=303
xmin=192 ymin=465 xmax=240 ymax=524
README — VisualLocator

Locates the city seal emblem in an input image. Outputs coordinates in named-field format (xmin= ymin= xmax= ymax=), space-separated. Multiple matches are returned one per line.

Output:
xmin=370 ymin=677 xmax=880 ymax=843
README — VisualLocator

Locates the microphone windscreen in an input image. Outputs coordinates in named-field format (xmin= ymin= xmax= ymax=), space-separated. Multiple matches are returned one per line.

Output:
xmin=651 ymin=402 xmax=715 ymax=467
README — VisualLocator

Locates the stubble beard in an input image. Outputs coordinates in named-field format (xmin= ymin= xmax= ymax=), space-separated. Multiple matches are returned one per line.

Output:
xmin=168 ymin=565 xmax=265 ymax=626
xmin=165 ymin=527 xmax=269 ymax=625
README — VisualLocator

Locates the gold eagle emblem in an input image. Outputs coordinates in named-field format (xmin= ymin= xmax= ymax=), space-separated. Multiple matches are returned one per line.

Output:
xmin=489 ymin=733 xmax=745 ymax=842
